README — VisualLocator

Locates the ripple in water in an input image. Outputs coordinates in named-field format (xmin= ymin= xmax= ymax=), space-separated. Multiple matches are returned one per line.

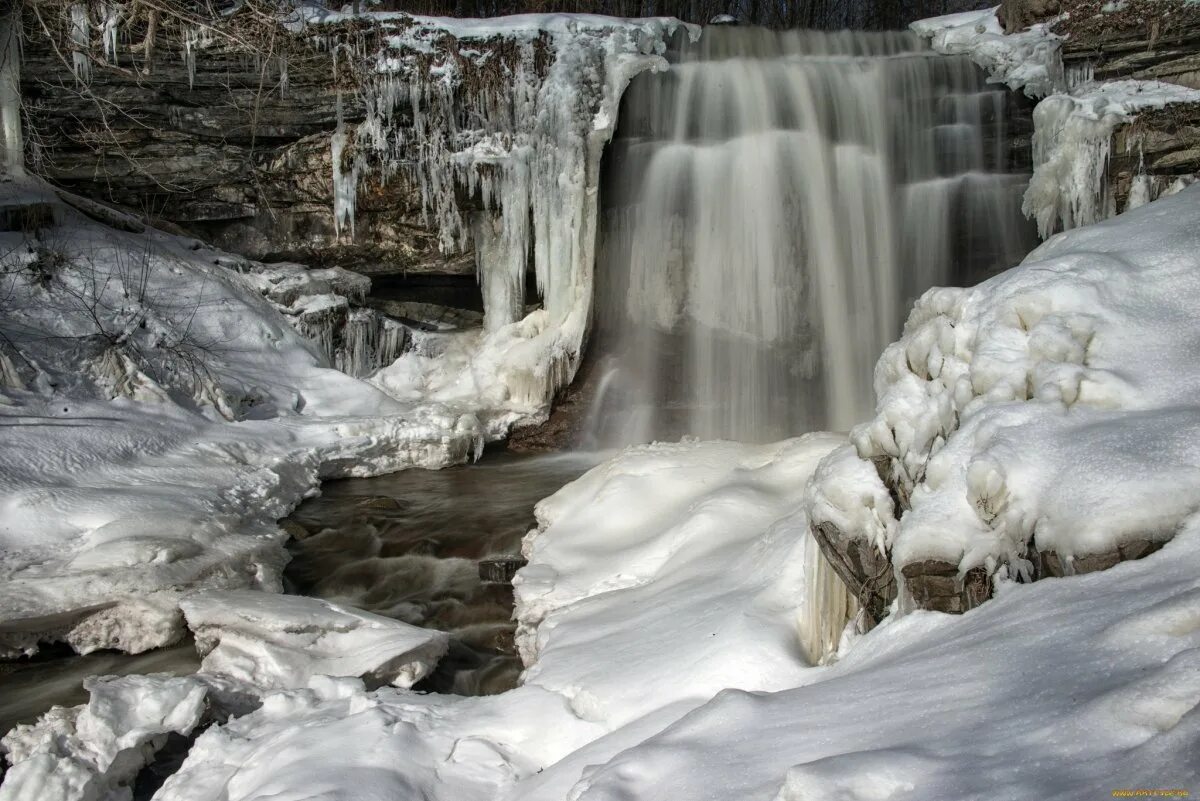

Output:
xmin=282 ymin=449 xmax=600 ymax=696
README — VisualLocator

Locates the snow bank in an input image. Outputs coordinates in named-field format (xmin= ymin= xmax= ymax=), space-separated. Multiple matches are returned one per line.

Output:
xmin=153 ymin=680 xmax=606 ymax=801
xmin=0 ymin=178 xmax=484 ymax=657
xmin=0 ymin=674 xmax=206 ymax=801
xmin=555 ymin=521 xmax=1200 ymax=801
xmin=514 ymin=435 xmax=852 ymax=727
xmin=180 ymin=590 xmax=449 ymax=690
xmin=846 ymin=185 xmax=1200 ymax=586
xmin=911 ymin=7 xmax=1063 ymax=97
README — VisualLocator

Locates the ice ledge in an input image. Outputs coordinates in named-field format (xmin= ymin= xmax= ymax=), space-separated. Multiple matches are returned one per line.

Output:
xmin=180 ymin=590 xmax=449 ymax=691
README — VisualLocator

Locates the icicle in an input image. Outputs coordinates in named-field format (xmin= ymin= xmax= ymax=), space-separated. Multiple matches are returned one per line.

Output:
xmin=331 ymin=92 xmax=358 ymax=238
xmin=278 ymin=54 xmax=288 ymax=99
xmin=184 ymin=26 xmax=200 ymax=89
xmin=69 ymin=4 xmax=91 ymax=85
xmin=799 ymin=531 xmax=859 ymax=665
xmin=0 ymin=4 xmax=23 ymax=177
xmin=101 ymin=4 xmax=120 ymax=62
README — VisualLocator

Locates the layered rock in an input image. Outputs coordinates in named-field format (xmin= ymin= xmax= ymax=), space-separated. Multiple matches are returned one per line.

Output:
xmin=18 ymin=20 xmax=471 ymax=278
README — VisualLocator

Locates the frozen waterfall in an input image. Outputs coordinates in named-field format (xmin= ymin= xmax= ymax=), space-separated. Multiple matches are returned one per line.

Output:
xmin=589 ymin=27 xmax=1037 ymax=445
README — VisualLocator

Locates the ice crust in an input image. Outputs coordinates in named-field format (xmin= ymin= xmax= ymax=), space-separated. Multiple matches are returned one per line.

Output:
xmin=180 ymin=590 xmax=450 ymax=690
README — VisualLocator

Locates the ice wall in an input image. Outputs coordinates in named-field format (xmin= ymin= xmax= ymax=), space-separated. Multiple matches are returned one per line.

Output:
xmin=589 ymin=27 xmax=1037 ymax=445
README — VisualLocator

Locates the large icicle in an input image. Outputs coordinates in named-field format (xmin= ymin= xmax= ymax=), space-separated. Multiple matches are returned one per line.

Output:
xmin=1 ymin=5 xmax=22 ymax=177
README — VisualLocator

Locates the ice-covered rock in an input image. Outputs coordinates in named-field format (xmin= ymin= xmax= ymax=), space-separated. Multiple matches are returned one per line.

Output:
xmin=1023 ymin=80 xmax=1200 ymax=237
xmin=0 ymin=674 xmax=206 ymax=801
xmin=180 ymin=590 xmax=449 ymax=690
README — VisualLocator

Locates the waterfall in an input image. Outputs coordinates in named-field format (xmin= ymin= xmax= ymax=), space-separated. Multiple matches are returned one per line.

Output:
xmin=589 ymin=27 xmax=1036 ymax=445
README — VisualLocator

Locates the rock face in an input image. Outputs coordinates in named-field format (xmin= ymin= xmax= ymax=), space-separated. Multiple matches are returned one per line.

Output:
xmin=19 ymin=26 xmax=472 ymax=279
xmin=998 ymin=0 xmax=1061 ymax=33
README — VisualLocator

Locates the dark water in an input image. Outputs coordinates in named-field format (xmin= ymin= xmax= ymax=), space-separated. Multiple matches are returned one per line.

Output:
xmin=281 ymin=449 xmax=599 ymax=696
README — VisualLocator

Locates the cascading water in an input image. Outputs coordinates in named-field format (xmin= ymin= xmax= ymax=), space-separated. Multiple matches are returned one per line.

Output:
xmin=589 ymin=27 xmax=1037 ymax=445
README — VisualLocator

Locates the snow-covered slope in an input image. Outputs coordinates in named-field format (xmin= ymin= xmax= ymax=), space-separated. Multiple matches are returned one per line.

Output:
xmin=0 ymin=177 xmax=483 ymax=657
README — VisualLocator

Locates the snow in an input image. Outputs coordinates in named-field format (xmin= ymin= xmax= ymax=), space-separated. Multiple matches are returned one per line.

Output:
xmin=0 ymin=674 xmax=207 ymax=801
xmin=849 ymin=185 xmax=1200 ymax=582
xmin=514 ymin=435 xmax=852 ymax=727
xmin=180 ymin=589 xmax=449 ymax=690
xmin=553 ymin=522 xmax=1200 ymax=801
xmin=911 ymin=7 xmax=1063 ymax=97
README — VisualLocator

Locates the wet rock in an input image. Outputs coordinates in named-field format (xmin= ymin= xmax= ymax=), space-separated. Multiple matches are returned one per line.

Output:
xmin=479 ymin=556 xmax=526 ymax=585
xmin=1035 ymin=539 xmax=1165 ymax=578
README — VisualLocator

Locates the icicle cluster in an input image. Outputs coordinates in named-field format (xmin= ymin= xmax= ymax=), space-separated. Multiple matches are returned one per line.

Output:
xmin=309 ymin=13 xmax=689 ymax=366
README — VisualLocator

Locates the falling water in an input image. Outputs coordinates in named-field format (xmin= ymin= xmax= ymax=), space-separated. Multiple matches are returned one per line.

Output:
xmin=589 ymin=27 xmax=1037 ymax=445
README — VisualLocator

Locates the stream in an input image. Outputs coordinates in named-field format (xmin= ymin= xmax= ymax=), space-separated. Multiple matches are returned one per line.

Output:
xmin=0 ymin=449 xmax=598 ymax=732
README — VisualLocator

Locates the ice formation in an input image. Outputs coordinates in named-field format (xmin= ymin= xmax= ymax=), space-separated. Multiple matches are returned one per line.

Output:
xmin=180 ymin=590 xmax=450 ymax=690
xmin=69 ymin=4 xmax=91 ymax=85
xmin=1022 ymin=81 xmax=1200 ymax=237
xmin=910 ymin=7 xmax=1064 ymax=97
xmin=0 ymin=674 xmax=207 ymax=801
xmin=297 ymin=11 xmax=696 ymax=420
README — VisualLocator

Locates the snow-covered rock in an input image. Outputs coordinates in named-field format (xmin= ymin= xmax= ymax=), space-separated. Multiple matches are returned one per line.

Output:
xmin=911 ymin=7 xmax=1063 ymax=97
xmin=180 ymin=590 xmax=449 ymax=690
xmin=0 ymin=674 xmax=206 ymax=801
xmin=843 ymin=185 xmax=1200 ymax=600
